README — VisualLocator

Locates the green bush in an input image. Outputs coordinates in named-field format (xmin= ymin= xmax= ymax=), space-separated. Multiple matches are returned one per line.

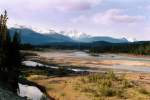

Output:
xmin=122 ymin=79 xmax=132 ymax=88
xmin=115 ymin=87 xmax=125 ymax=98
xmin=87 ymin=74 xmax=103 ymax=83
xmin=80 ymin=71 xmax=135 ymax=98
xmin=98 ymin=85 xmax=115 ymax=96
xmin=100 ymin=79 xmax=112 ymax=87
xmin=106 ymin=71 xmax=117 ymax=80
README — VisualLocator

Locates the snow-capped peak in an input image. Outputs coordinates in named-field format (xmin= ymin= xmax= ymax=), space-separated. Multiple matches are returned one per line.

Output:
xmin=9 ymin=24 xmax=52 ymax=34
xmin=61 ymin=30 xmax=91 ymax=40
xmin=127 ymin=37 xmax=137 ymax=42
xmin=10 ymin=24 xmax=31 ymax=29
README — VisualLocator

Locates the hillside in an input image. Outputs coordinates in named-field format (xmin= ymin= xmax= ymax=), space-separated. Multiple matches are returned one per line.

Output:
xmin=9 ymin=27 xmax=129 ymax=45
xmin=9 ymin=27 xmax=74 ymax=45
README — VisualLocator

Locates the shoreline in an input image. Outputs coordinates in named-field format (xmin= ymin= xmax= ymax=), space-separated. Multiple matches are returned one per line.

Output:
xmin=22 ymin=50 xmax=150 ymax=74
xmin=24 ymin=67 xmax=150 ymax=100
xmin=21 ymin=49 xmax=150 ymax=99
xmin=19 ymin=77 xmax=55 ymax=100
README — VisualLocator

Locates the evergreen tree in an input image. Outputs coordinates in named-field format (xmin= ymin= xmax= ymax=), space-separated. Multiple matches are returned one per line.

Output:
xmin=0 ymin=10 xmax=22 ymax=93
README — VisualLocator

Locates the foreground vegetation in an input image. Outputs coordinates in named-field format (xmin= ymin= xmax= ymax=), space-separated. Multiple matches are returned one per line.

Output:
xmin=76 ymin=71 xmax=150 ymax=100
xmin=22 ymin=66 xmax=150 ymax=100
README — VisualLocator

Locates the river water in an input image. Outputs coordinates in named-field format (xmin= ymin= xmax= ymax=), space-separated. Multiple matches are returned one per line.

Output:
xmin=20 ymin=51 xmax=150 ymax=99
xmin=23 ymin=51 xmax=150 ymax=73
xmin=18 ymin=84 xmax=46 ymax=100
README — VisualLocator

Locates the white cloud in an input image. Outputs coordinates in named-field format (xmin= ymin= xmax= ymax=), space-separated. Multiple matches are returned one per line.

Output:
xmin=0 ymin=0 xmax=103 ymax=12
xmin=55 ymin=0 xmax=102 ymax=12
xmin=93 ymin=9 xmax=145 ymax=24
xmin=72 ymin=9 xmax=145 ymax=25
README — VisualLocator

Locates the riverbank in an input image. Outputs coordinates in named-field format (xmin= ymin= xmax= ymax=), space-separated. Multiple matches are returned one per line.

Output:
xmin=21 ymin=50 xmax=150 ymax=99
xmin=21 ymin=60 xmax=150 ymax=99
xmin=23 ymin=67 xmax=150 ymax=100
xmin=19 ymin=77 xmax=54 ymax=100
xmin=23 ymin=50 xmax=150 ymax=73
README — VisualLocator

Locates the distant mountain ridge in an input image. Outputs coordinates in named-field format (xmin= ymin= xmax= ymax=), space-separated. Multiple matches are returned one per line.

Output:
xmin=61 ymin=30 xmax=128 ymax=43
xmin=78 ymin=36 xmax=128 ymax=43
xmin=9 ymin=26 xmax=129 ymax=45
xmin=9 ymin=27 xmax=73 ymax=45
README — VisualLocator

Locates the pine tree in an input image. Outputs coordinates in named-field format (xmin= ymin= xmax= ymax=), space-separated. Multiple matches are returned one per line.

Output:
xmin=0 ymin=10 xmax=21 ymax=93
xmin=0 ymin=10 xmax=9 ymax=81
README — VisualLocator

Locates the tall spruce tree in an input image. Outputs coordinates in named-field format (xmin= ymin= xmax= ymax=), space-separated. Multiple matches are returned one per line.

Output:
xmin=0 ymin=10 xmax=9 ymax=81
xmin=0 ymin=10 xmax=21 ymax=93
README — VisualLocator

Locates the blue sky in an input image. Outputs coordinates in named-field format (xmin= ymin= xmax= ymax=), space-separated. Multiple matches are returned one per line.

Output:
xmin=0 ymin=0 xmax=150 ymax=40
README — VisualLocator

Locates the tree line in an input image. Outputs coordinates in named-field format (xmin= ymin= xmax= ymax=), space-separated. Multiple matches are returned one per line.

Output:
xmin=22 ymin=41 xmax=150 ymax=55
xmin=89 ymin=41 xmax=150 ymax=55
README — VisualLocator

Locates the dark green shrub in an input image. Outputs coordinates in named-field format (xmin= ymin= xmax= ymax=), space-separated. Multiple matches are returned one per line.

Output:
xmin=99 ymin=85 xmax=115 ymax=96
xmin=106 ymin=71 xmax=117 ymax=80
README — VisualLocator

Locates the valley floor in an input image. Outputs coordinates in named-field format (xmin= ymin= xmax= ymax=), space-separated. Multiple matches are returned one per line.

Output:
xmin=25 ymin=70 xmax=150 ymax=100
xmin=25 ymin=49 xmax=150 ymax=73
xmin=22 ymin=49 xmax=150 ymax=100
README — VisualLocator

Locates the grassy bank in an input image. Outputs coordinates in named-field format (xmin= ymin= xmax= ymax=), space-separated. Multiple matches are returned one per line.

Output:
xmin=21 ymin=66 xmax=150 ymax=100
xmin=74 ymin=71 xmax=150 ymax=100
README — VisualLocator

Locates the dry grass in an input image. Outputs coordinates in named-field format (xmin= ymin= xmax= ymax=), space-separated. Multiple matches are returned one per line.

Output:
xmin=26 ymin=70 xmax=150 ymax=100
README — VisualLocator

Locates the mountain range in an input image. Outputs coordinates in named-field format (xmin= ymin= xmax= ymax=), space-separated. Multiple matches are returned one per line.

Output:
xmin=9 ymin=27 xmax=73 ymax=45
xmin=9 ymin=26 xmax=129 ymax=45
